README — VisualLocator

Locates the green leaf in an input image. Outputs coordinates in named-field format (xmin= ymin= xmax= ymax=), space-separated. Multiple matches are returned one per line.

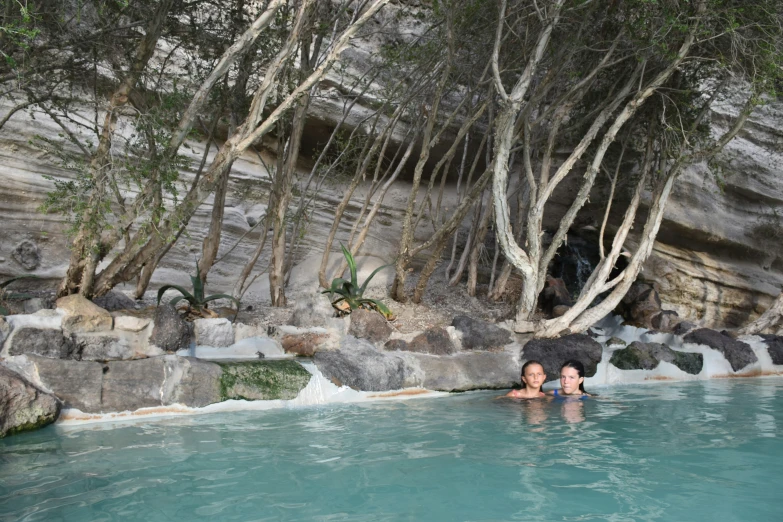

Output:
xmin=340 ymin=243 xmax=358 ymax=289
xmin=1 ymin=275 xmax=39 ymax=290
xmin=192 ymin=262 xmax=205 ymax=302
xmin=322 ymin=277 xmax=351 ymax=295
xmin=359 ymin=264 xmax=392 ymax=296
xmin=169 ymin=295 xmax=193 ymax=309
xmin=157 ymin=284 xmax=195 ymax=306
xmin=202 ymin=294 xmax=241 ymax=309
xmin=358 ymin=298 xmax=394 ymax=320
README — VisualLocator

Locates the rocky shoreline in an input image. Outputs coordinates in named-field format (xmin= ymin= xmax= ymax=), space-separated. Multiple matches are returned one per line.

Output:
xmin=2 ymin=288 xmax=783 ymax=438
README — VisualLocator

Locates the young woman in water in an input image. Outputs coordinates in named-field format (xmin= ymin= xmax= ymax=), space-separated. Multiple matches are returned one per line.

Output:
xmin=505 ymin=360 xmax=547 ymax=399
xmin=547 ymin=360 xmax=591 ymax=398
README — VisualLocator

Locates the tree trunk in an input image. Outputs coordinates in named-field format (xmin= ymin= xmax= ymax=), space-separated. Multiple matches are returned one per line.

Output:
xmin=57 ymin=0 xmax=175 ymax=297
xmin=466 ymin=202 xmax=493 ymax=296
xmin=269 ymin=92 xmax=310 ymax=306
xmin=88 ymin=0 xmax=390 ymax=297
xmin=739 ymin=292 xmax=783 ymax=335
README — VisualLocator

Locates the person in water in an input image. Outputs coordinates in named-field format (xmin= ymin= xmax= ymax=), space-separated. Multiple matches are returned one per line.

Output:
xmin=547 ymin=360 xmax=591 ymax=397
xmin=506 ymin=360 xmax=547 ymax=399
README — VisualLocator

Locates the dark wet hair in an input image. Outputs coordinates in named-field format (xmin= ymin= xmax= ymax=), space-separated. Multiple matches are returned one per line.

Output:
xmin=560 ymin=360 xmax=586 ymax=393
xmin=520 ymin=360 xmax=545 ymax=389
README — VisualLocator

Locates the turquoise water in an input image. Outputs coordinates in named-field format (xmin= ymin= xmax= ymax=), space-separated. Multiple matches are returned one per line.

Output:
xmin=2 ymin=379 xmax=782 ymax=521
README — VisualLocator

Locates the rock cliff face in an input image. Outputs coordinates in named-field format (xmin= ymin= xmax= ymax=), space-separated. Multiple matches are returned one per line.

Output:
xmin=639 ymin=97 xmax=783 ymax=327
xmin=0 ymin=7 xmax=780 ymax=329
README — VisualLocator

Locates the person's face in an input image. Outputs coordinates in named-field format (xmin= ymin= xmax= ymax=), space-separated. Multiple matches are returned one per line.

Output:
xmin=560 ymin=366 xmax=584 ymax=395
xmin=521 ymin=364 xmax=546 ymax=390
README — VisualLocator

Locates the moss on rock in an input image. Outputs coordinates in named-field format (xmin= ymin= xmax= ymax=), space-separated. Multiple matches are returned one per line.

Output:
xmin=610 ymin=342 xmax=703 ymax=375
xmin=672 ymin=351 xmax=703 ymax=375
xmin=218 ymin=360 xmax=311 ymax=401
xmin=610 ymin=345 xmax=659 ymax=370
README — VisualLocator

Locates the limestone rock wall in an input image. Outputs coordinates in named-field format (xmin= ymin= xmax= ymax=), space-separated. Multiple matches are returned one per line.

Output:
xmin=639 ymin=97 xmax=783 ymax=327
xmin=0 ymin=2 xmax=781 ymax=328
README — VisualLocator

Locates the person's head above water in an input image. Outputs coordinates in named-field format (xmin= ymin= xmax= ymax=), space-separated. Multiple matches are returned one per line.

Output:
xmin=520 ymin=360 xmax=546 ymax=390
xmin=559 ymin=360 xmax=586 ymax=395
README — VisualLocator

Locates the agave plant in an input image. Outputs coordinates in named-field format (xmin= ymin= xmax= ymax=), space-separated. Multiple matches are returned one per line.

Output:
xmin=157 ymin=263 xmax=240 ymax=318
xmin=322 ymin=244 xmax=394 ymax=320
xmin=0 ymin=275 xmax=38 ymax=316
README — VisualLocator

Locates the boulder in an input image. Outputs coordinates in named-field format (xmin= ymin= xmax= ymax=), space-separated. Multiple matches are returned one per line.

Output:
xmin=217 ymin=360 xmax=312 ymax=401
xmin=23 ymin=297 xmax=54 ymax=314
xmin=538 ymin=276 xmax=573 ymax=316
xmin=101 ymin=357 xmax=168 ymax=412
xmin=30 ymin=355 xmax=226 ymax=412
xmin=383 ymin=339 xmax=409 ymax=352
xmin=27 ymin=355 xmax=104 ymax=412
xmin=314 ymin=336 xmax=407 ymax=391
xmin=617 ymin=283 xmax=664 ymax=328
xmin=521 ymin=334 xmax=603 ymax=383
xmin=0 ymin=317 xmax=9 ymax=346
xmin=92 ymin=291 xmax=138 ymax=312
xmin=606 ymin=337 xmax=627 ymax=347
xmin=162 ymin=357 xmax=223 ymax=408
xmin=113 ymin=315 xmax=151 ymax=332
xmin=194 ymin=318 xmax=234 ymax=347
xmin=234 ymin=322 xmax=268 ymax=342
xmin=398 ymin=351 xmax=520 ymax=392
xmin=683 ymin=328 xmax=757 ymax=372
xmin=281 ymin=332 xmax=331 ymax=356
xmin=672 ymin=321 xmax=697 ymax=336
xmin=651 ymin=310 xmax=679 ymax=332
xmin=290 ymin=293 xmax=340 ymax=329
xmin=7 ymin=327 xmax=79 ymax=359
xmin=0 ymin=365 xmax=60 ymax=437
xmin=11 ymin=239 xmax=40 ymax=270
xmin=75 ymin=333 xmax=135 ymax=361
xmin=759 ymin=335 xmax=783 ymax=365
xmin=609 ymin=341 xmax=703 ymax=375
xmin=451 ymin=315 xmax=511 ymax=350
xmin=56 ymin=294 xmax=113 ymax=334
xmin=348 ymin=309 xmax=392 ymax=343
xmin=149 ymin=304 xmax=192 ymax=352
xmin=405 ymin=327 xmax=457 ymax=355
xmin=179 ymin=337 xmax=285 ymax=359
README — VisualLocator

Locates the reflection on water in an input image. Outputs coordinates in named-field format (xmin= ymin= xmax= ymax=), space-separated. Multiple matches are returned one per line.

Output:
xmin=1 ymin=379 xmax=782 ymax=521
xmin=558 ymin=399 xmax=585 ymax=424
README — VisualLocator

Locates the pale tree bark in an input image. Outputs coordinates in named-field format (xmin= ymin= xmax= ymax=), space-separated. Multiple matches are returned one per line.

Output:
xmin=333 ymin=131 xmax=420 ymax=278
xmin=89 ymin=0 xmax=391 ymax=296
xmin=490 ymin=0 xmax=566 ymax=323
xmin=494 ymin=1 xmax=707 ymax=332
xmin=739 ymin=292 xmax=783 ymax=335
xmin=316 ymin=58 xmax=438 ymax=289
xmin=269 ymin=92 xmax=311 ymax=306
xmin=57 ymin=0 xmax=176 ymax=297
xmin=540 ymin=92 xmax=757 ymax=337
xmin=198 ymin=0 xmax=259 ymax=285
xmin=58 ymin=0 xmax=285 ymax=297
xmin=467 ymin=201 xmax=493 ymax=296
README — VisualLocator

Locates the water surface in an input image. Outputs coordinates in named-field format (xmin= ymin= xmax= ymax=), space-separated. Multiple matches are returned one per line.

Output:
xmin=2 ymin=379 xmax=782 ymax=521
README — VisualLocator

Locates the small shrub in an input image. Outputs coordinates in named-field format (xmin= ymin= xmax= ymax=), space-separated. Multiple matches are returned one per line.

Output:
xmin=322 ymin=244 xmax=394 ymax=320
xmin=157 ymin=262 xmax=240 ymax=319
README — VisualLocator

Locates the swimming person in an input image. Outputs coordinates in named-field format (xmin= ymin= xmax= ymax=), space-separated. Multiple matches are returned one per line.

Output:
xmin=547 ymin=360 xmax=591 ymax=398
xmin=505 ymin=360 xmax=547 ymax=399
